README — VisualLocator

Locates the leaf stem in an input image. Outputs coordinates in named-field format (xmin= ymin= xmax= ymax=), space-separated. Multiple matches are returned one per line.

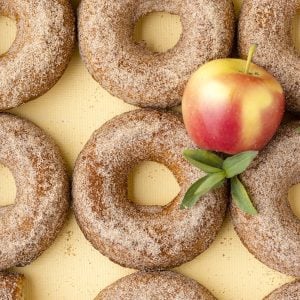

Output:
xmin=244 ymin=44 xmax=257 ymax=74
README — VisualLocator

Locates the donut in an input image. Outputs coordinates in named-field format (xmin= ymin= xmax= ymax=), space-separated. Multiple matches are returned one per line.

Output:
xmin=95 ymin=271 xmax=216 ymax=300
xmin=73 ymin=109 xmax=228 ymax=270
xmin=0 ymin=0 xmax=75 ymax=111
xmin=0 ymin=113 xmax=69 ymax=270
xmin=0 ymin=272 xmax=24 ymax=300
xmin=238 ymin=0 xmax=300 ymax=113
xmin=78 ymin=0 xmax=235 ymax=108
xmin=264 ymin=281 xmax=300 ymax=300
xmin=231 ymin=121 xmax=300 ymax=277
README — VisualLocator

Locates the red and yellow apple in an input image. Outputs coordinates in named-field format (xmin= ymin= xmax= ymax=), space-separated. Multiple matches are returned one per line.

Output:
xmin=182 ymin=47 xmax=285 ymax=155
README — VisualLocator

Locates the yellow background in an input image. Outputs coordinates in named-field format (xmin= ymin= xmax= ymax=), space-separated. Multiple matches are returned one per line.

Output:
xmin=0 ymin=0 xmax=299 ymax=299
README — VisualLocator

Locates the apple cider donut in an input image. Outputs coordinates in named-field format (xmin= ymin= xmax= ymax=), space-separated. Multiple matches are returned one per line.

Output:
xmin=239 ymin=0 xmax=300 ymax=113
xmin=78 ymin=0 xmax=235 ymax=108
xmin=0 ymin=272 xmax=24 ymax=300
xmin=231 ymin=121 xmax=300 ymax=277
xmin=95 ymin=271 xmax=216 ymax=300
xmin=73 ymin=109 xmax=228 ymax=270
xmin=0 ymin=0 xmax=75 ymax=111
xmin=264 ymin=280 xmax=300 ymax=300
xmin=0 ymin=113 xmax=69 ymax=270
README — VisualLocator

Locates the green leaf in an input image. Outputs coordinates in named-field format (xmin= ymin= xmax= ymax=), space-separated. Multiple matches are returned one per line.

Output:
xmin=180 ymin=172 xmax=226 ymax=209
xmin=231 ymin=176 xmax=258 ymax=215
xmin=223 ymin=151 xmax=258 ymax=178
xmin=180 ymin=177 xmax=207 ymax=209
xmin=194 ymin=172 xmax=226 ymax=195
xmin=296 ymin=127 xmax=300 ymax=133
xmin=183 ymin=149 xmax=224 ymax=173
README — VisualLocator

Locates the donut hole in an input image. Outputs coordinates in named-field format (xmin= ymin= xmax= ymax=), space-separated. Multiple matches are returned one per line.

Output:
xmin=128 ymin=161 xmax=180 ymax=206
xmin=0 ymin=16 xmax=17 ymax=55
xmin=133 ymin=12 xmax=182 ymax=53
xmin=291 ymin=10 xmax=300 ymax=53
xmin=0 ymin=164 xmax=16 ymax=207
xmin=288 ymin=183 xmax=300 ymax=219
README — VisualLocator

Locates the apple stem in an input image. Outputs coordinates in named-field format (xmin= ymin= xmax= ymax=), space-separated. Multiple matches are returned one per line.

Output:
xmin=244 ymin=44 xmax=257 ymax=74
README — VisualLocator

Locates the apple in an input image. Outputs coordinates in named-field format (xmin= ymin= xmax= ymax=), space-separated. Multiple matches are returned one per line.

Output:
xmin=182 ymin=45 xmax=285 ymax=155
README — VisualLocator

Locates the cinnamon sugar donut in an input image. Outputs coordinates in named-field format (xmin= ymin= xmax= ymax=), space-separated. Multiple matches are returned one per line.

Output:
xmin=78 ymin=0 xmax=235 ymax=108
xmin=264 ymin=281 xmax=300 ymax=300
xmin=0 ymin=113 xmax=69 ymax=270
xmin=0 ymin=272 xmax=24 ymax=300
xmin=95 ymin=271 xmax=216 ymax=300
xmin=0 ymin=0 xmax=75 ymax=111
xmin=238 ymin=0 xmax=300 ymax=113
xmin=231 ymin=121 xmax=300 ymax=277
xmin=73 ymin=109 xmax=228 ymax=270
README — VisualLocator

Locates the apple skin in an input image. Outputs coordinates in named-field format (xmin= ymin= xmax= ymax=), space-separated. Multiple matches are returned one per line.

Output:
xmin=182 ymin=59 xmax=285 ymax=155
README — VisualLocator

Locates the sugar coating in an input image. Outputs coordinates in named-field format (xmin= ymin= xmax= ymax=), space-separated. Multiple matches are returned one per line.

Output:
xmin=78 ymin=0 xmax=235 ymax=108
xmin=95 ymin=271 xmax=216 ymax=300
xmin=264 ymin=280 xmax=300 ymax=300
xmin=0 ymin=272 xmax=24 ymax=300
xmin=0 ymin=0 xmax=75 ymax=111
xmin=73 ymin=109 xmax=228 ymax=270
xmin=0 ymin=113 xmax=70 ymax=270
xmin=231 ymin=121 xmax=300 ymax=277
xmin=239 ymin=0 xmax=300 ymax=113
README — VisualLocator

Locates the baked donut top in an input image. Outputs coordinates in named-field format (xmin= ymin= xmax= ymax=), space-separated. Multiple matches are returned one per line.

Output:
xmin=0 ymin=113 xmax=69 ymax=270
xmin=78 ymin=0 xmax=234 ymax=108
xmin=73 ymin=109 xmax=228 ymax=270
xmin=238 ymin=0 xmax=300 ymax=113
xmin=95 ymin=271 xmax=216 ymax=300
xmin=0 ymin=0 xmax=75 ymax=110
xmin=0 ymin=272 xmax=24 ymax=300
xmin=231 ymin=121 xmax=300 ymax=276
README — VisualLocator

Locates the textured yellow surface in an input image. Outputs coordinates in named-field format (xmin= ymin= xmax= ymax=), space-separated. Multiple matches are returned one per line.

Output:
xmin=0 ymin=0 xmax=299 ymax=299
